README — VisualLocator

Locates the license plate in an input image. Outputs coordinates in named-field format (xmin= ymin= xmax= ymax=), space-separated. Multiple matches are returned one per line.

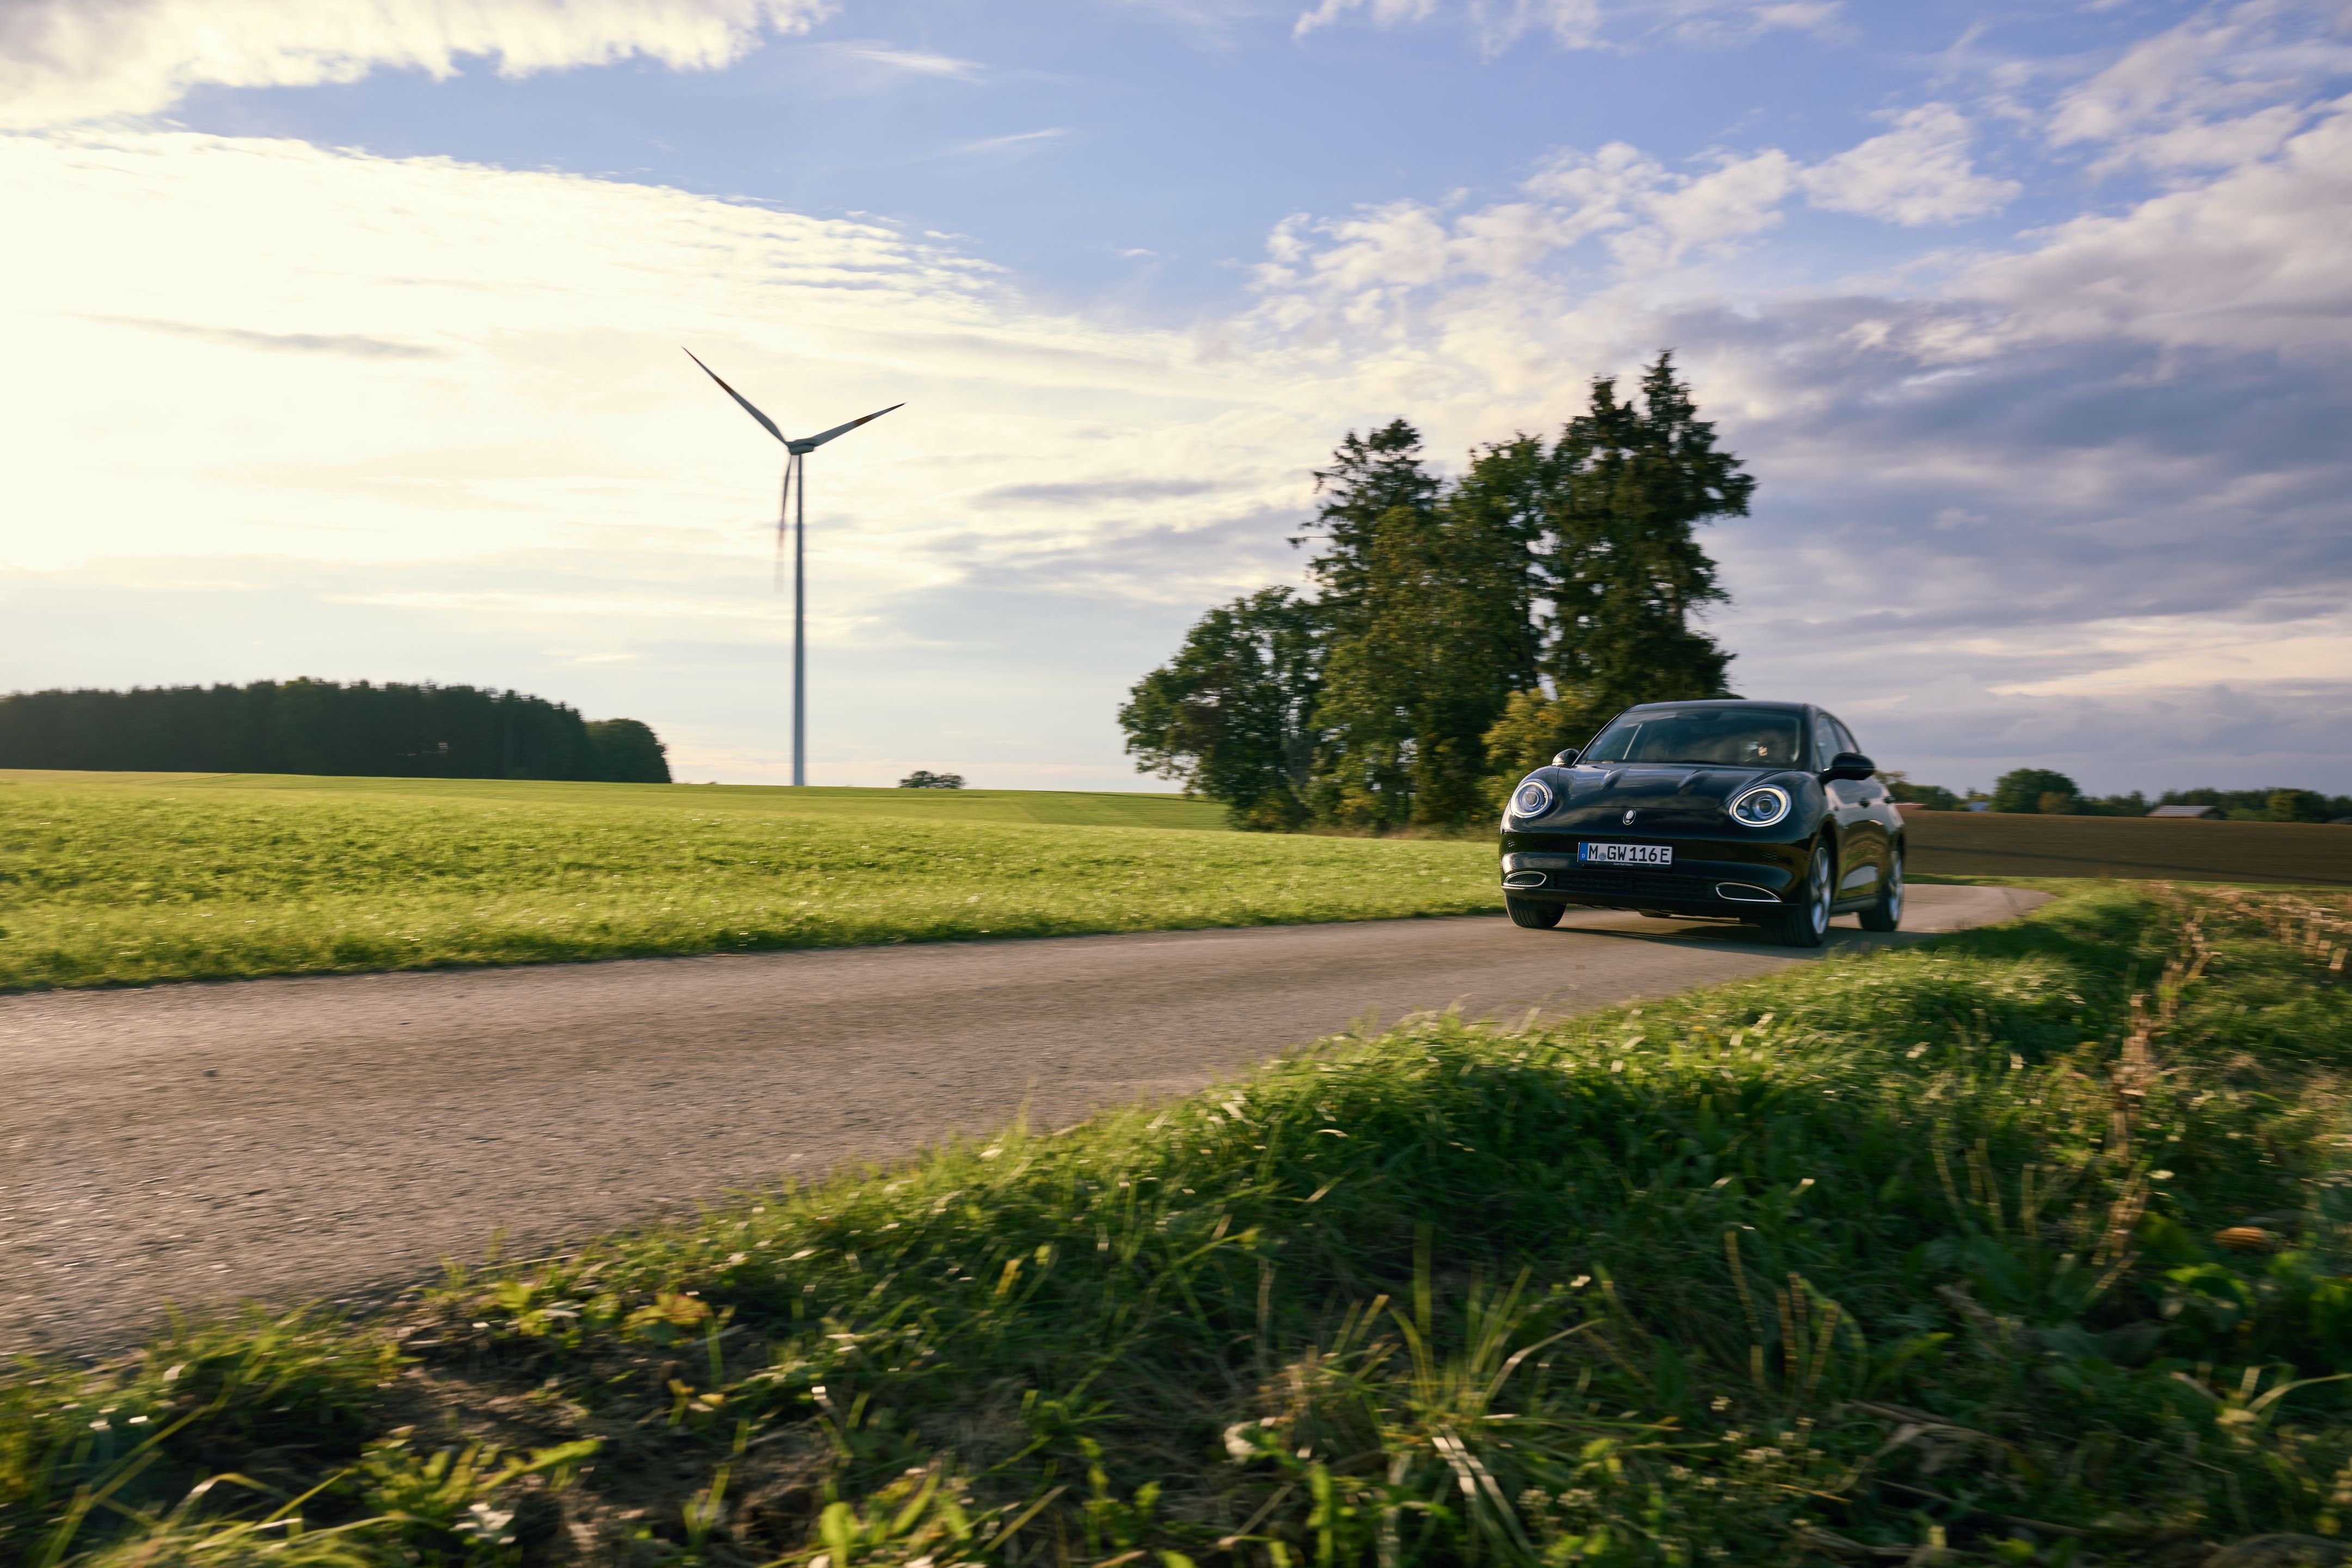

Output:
xmin=1579 ymin=842 xmax=1672 ymax=867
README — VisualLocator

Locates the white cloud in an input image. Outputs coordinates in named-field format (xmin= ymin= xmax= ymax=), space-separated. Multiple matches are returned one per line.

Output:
xmin=1748 ymin=2 xmax=1836 ymax=32
xmin=1974 ymin=96 xmax=2352 ymax=356
xmin=1291 ymin=0 xmax=1841 ymax=49
xmin=822 ymin=40 xmax=983 ymax=79
xmin=1253 ymin=106 xmax=2010 ymax=339
xmin=2039 ymin=1 xmax=2351 ymax=175
xmin=1627 ymin=149 xmax=1799 ymax=258
xmin=1803 ymin=104 xmax=2018 ymax=226
xmin=950 ymin=127 xmax=1072 ymax=157
xmin=1293 ymin=0 xmax=1441 ymax=42
xmin=0 ymin=0 xmax=834 ymax=127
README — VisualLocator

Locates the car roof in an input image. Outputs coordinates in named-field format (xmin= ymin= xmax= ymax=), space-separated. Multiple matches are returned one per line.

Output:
xmin=1621 ymin=699 xmax=1811 ymax=715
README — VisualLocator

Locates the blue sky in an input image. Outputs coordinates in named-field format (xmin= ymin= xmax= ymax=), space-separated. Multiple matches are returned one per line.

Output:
xmin=3 ymin=0 xmax=2349 ymax=794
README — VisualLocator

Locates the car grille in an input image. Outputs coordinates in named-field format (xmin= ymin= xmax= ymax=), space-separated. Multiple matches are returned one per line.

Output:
xmin=1532 ymin=871 xmax=1717 ymax=901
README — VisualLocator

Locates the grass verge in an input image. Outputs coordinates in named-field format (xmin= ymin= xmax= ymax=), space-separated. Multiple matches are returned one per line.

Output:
xmin=0 ymin=772 xmax=1492 ymax=992
xmin=8 ymin=881 xmax=2352 ymax=1566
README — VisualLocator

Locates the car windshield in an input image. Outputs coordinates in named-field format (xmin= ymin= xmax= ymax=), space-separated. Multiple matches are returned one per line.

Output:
xmin=1582 ymin=709 xmax=1805 ymax=768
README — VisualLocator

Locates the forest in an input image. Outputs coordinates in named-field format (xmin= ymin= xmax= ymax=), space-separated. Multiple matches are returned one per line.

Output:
xmin=1122 ymin=353 xmax=1745 ymax=831
xmin=0 ymin=678 xmax=671 ymax=783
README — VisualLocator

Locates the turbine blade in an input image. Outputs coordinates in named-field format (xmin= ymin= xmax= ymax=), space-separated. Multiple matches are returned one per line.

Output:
xmin=795 ymin=401 xmax=905 ymax=451
xmin=683 ymin=348 xmax=788 ymax=446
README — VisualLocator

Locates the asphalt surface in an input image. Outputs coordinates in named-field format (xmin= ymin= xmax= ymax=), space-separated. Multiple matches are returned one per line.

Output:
xmin=2 ymin=884 xmax=2044 ymax=1356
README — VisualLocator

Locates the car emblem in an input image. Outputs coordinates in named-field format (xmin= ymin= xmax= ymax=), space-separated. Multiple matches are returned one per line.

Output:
xmin=1621 ymin=809 xmax=1637 ymax=825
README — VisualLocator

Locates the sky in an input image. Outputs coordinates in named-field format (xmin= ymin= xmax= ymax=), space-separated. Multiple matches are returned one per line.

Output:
xmin=2 ymin=0 xmax=2349 ymax=796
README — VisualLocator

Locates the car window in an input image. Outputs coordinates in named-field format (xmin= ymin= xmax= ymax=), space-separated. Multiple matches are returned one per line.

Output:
xmin=1582 ymin=708 xmax=1805 ymax=767
xmin=1831 ymin=717 xmax=1860 ymax=757
xmin=1812 ymin=713 xmax=1840 ymax=767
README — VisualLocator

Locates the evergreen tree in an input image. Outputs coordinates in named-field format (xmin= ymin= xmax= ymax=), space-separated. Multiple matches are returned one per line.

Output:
xmin=1293 ymin=420 xmax=1445 ymax=635
xmin=1306 ymin=505 xmax=1430 ymax=831
xmin=1118 ymin=588 xmax=1323 ymax=830
xmin=1540 ymin=353 xmax=1747 ymax=749
xmin=1291 ymin=423 xmax=1441 ymax=829
xmin=1307 ymin=494 xmax=1542 ymax=830
xmin=1299 ymin=425 xmax=1550 ymax=830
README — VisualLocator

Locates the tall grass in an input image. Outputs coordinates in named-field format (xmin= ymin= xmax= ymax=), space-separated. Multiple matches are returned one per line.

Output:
xmin=0 ymin=774 xmax=1494 ymax=991
xmin=6 ymin=882 xmax=2350 ymax=1565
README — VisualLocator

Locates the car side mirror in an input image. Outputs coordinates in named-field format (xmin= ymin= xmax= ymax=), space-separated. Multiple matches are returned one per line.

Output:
xmin=1551 ymin=748 xmax=1580 ymax=768
xmin=1823 ymin=750 xmax=1876 ymax=782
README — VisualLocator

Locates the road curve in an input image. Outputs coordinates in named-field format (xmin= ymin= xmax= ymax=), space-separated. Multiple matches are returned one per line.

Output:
xmin=1 ymin=884 xmax=2043 ymax=1356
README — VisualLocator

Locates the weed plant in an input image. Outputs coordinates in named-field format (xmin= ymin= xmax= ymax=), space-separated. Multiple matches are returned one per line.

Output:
xmin=0 ymin=774 xmax=1493 ymax=991
xmin=7 ymin=883 xmax=2351 ymax=1566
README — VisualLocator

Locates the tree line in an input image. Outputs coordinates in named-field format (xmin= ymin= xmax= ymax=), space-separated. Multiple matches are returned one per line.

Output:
xmin=1121 ymin=353 xmax=1748 ymax=831
xmin=0 ymin=679 xmax=672 ymax=783
xmin=1889 ymin=768 xmax=2351 ymax=823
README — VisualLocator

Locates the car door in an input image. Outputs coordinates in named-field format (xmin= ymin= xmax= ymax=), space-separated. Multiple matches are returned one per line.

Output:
xmin=1814 ymin=711 xmax=1881 ymax=899
xmin=1828 ymin=714 xmax=1891 ymax=895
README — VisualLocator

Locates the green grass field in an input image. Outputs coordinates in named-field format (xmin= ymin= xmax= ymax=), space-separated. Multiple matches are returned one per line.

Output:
xmin=10 ymin=881 xmax=2352 ymax=1566
xmin=0 ymin=770 xmax=1497 ymax=992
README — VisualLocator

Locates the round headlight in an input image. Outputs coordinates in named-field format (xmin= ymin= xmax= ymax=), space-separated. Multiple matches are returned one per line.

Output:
xmin=1509 ymin=777 xmax=1554 ymax=819
xmin=1729 ymin=785 xmax=1792 ymax=827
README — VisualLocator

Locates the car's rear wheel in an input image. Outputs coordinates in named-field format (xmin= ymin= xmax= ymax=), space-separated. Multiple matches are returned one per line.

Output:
xmin=1506 ymin=896 xmax=1566 ymax=929
xmin=1757 ymin=842 xmax=1832 ymax=948
xmin=1858 ymin=846 xmax=1904 ymax=932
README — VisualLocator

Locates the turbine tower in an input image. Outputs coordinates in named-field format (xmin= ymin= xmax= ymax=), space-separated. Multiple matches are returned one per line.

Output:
xmin=685 ymin=349 xmax=902 ymax=787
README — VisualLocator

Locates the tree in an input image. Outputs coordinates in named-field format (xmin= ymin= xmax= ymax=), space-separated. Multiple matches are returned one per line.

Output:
xmin=1124 ymin=352 xmax=1748 ymax=834
xmin=1293 ymin=420 xmax=1445 ymax=635
xmin=1539 ymin=353 xmax=1747 ymax=749
xmin=1118 ymin=588 xmax=1324 ymax=830
xmin=899 ymin=770 xmax=965 ymax=789
xmin=1307 ymin=496 xmax=1539 ymax=831
xmin=1990 ymin=768 xmax=2080 ymax=814
xmin=586 ymin=719 xmax=672 ymax=783
xmin=1301 ymin=425 xmax=1574 ymax=830
xmin=1481 ymin=690 xmax=1591 ymax=795
xmin=2268 ymin=788 xmax=2326 ymax=822
xmin=2078 ymin=790 xmax=2149 ymax=817
xmin=1294 ymin=428 xmax=1452 ymax=831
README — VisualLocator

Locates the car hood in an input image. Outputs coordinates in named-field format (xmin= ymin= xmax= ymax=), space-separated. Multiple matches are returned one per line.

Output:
xmin=1516 ymin=763 xmax=1810 ymax=833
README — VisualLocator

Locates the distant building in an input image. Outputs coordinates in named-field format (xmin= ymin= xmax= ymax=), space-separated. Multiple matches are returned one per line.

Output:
xmin=2148 ymin=804 xmax=2222 ymax=819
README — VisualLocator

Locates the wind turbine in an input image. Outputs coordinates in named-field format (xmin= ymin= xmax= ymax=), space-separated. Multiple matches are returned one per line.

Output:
xmin=684 ymin=348 xmax=902 ymax=787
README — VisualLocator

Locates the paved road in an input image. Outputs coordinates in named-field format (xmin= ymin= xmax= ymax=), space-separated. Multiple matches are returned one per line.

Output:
xmin=1 ymin=885 xmax=2043 ymax=1356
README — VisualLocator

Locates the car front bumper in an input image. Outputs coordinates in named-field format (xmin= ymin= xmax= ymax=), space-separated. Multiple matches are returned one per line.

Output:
xmin=1498 ymin=832 xmax=1811 ymax=915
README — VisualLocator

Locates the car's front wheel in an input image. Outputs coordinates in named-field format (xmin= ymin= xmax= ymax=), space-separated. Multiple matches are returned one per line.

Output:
xmin=1506 ymin=895 xmax=1566 ymax=929
xmin=1757 ymin=842 xmax=1832 ymax=948
xmin=1858 ymin=847 xmax=1904 ymax=932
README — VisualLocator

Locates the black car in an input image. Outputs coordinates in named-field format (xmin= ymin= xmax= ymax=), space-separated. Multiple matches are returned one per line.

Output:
xmin=1497 ymin=700 xmax=1904 ymax=947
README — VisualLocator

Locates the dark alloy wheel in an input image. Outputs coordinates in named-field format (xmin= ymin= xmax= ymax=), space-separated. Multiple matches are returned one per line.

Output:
xmin=1858 ymin=847 xmax=1904 ymax=933
xmin=1759 ymin=842 xmax=1832 ymax=948
xmin=1506 ymin=895 xmax=1566 ymax=930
